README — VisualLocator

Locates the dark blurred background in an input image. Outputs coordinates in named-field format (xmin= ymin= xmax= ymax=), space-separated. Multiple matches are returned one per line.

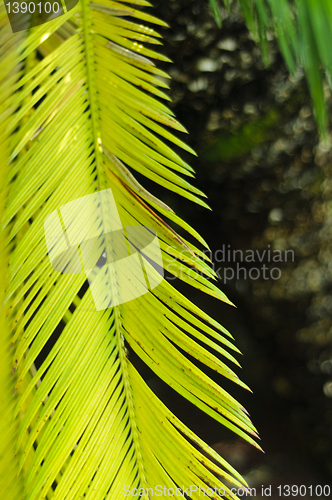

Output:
xmin=136 ymin=0 xmax=332 ymax=495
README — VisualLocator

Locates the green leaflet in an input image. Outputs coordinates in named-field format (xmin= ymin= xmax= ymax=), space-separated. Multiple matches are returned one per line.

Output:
xmin=209 ymin=0 xmax=222 ymax=27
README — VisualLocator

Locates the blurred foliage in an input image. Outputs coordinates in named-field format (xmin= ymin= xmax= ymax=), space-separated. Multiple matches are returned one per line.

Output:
xmin=202 ymin=108 xmax=280 ymax=161
xmin=209 ymin=0 xmax=332 ymax=134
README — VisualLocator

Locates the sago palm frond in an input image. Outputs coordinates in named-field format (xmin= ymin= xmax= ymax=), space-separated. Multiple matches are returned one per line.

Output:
xmin=0 ymin=1 xmax=260 ymax=499
xmin=213 ymin=0 xmax=332 ymax=134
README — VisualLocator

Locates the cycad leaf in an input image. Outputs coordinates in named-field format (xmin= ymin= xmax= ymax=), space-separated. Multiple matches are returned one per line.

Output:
xmin=0 ymin=2 xmax=259 ymax=500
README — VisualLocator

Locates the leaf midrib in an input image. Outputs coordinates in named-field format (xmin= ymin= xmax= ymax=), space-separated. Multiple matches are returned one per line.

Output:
xmin=81 ymin=0 xmax=148 ymax=491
